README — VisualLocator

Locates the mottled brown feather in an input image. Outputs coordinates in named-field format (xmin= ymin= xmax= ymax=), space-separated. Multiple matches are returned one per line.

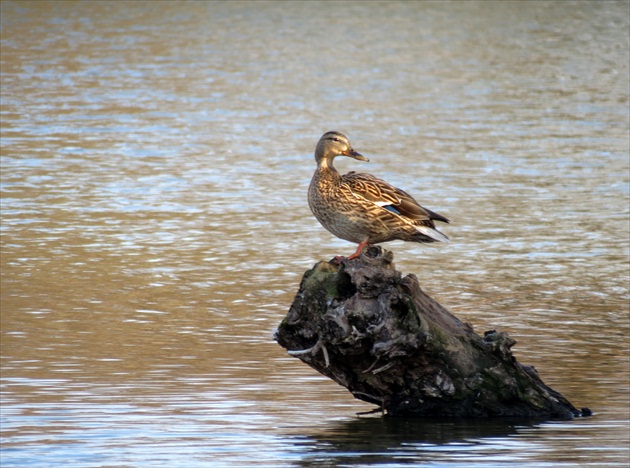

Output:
xmin=308 ymin=132 xmax=449 ymax=249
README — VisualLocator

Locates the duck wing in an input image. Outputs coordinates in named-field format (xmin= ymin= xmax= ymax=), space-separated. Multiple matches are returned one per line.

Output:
xmin=342 ymin=172 xmax=450 ymax=225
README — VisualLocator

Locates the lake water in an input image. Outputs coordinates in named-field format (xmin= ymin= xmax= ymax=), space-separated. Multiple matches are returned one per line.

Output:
xmin=1 ymin=1 xmax=628 ymax=467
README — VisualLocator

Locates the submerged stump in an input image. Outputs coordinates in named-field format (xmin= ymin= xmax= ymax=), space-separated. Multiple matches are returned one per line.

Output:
xmin=275 ymin=246 xmax=589 ymax=419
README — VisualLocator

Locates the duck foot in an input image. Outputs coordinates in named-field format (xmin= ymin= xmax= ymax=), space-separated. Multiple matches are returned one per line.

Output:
xmin=345 ymin=240 xmax=369 ymax=261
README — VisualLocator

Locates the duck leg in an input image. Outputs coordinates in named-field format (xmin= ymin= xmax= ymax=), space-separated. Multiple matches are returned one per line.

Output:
xmin=346 ymin=240 xmax=369 ymax=260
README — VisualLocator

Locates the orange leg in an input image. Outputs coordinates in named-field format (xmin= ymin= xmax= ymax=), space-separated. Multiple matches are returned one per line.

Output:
xmin=345 ymin=240 xmax=369 ymax=260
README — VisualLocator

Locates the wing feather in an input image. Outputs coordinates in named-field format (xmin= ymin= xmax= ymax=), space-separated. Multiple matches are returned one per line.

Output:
xmin=341 ymin=172 xmax=449 ymax=225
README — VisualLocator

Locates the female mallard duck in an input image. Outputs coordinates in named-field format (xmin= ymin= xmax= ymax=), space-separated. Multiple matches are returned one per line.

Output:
xmin=308 ymin=131 xmax=449 ymax=259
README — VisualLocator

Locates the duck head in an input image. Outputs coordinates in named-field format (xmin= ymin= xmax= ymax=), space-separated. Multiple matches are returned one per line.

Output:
xmin=314 ymin=131 xmax=369 ymax=166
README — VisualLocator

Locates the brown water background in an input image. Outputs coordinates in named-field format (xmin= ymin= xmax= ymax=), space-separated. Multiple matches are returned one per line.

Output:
xmin=1 ymin=1 xmax=629 ymax=467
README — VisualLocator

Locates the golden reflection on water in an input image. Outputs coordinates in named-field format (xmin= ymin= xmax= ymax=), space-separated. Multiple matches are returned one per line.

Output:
xmin=1 ymin=0 xmax=629 ymax=466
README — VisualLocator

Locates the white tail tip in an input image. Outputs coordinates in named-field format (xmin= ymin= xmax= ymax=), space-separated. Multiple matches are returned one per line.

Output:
xmin=416 ymin=225 xmax=449 ymax=243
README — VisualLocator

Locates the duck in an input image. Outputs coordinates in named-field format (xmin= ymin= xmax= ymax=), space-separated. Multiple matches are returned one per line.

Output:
xmin=308 ymin=131 xmax=449 ymax=260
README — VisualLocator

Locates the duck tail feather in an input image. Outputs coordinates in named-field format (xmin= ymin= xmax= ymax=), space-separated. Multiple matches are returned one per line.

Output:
xmin=415 ymin=225 xmax=450 ymax=243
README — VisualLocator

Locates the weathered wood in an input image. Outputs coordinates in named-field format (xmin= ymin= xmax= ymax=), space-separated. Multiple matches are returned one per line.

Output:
xmin=275 ymin=246 xmax=590 ymax=419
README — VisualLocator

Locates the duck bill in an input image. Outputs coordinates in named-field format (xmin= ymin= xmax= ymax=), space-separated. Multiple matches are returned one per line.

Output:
xmin=343 ymin=148 xmax=369 ymax=162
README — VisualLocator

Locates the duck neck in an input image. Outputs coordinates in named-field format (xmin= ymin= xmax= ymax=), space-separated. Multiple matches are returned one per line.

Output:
xmin=316 ymin=158 xmax=341 ymax=184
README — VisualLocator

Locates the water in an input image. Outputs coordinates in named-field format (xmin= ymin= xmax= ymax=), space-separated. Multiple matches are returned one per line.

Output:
xmin=1 ymin=1 xmax=628 ymax=466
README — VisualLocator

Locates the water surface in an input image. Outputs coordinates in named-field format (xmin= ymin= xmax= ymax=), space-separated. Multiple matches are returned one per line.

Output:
xmin=1 ymin=1 xmax=629 ymax=467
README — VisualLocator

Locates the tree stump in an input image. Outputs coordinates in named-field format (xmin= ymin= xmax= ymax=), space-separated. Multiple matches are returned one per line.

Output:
xmin=275 ymin=246 xmax=590 ymax=419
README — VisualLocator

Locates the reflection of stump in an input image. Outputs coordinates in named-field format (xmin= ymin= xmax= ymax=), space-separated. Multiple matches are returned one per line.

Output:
xmin=275 ymin=246 xmax=590 ymax=419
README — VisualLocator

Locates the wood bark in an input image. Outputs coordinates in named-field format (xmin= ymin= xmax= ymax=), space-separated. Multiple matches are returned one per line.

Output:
xmin=275 ymin=246 xmax=590 ymax=419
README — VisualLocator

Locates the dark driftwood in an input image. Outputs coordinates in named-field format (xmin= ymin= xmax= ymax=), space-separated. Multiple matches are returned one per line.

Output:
xmin=275 ymin=246 xmax=590 ymax=419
